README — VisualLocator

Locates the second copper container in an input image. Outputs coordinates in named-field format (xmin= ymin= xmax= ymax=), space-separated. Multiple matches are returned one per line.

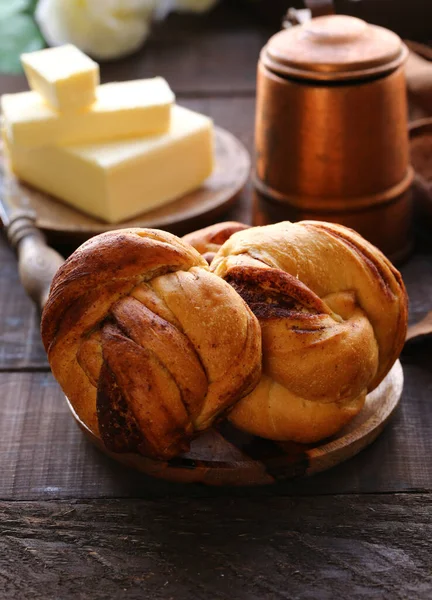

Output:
xmin=254 ymin=15 xmax=413 ymax=262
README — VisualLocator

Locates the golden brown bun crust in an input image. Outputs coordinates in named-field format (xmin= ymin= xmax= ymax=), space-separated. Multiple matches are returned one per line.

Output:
xmin=182 ymin=221 xmax=250 ymax=264
xmin=212 ymin=221 xmax=408 ymax=443
xmin=41 ymin=228 xmax=261 ymax=460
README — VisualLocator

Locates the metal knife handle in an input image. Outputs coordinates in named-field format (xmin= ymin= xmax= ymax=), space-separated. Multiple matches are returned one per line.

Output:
xmin=6 ymin=214 xmax=64 ymax=312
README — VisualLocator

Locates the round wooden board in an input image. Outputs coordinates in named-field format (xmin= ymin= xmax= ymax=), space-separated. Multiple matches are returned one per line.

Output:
xmin=1 ymin=127 xmax=250 ymax=241
xmin=68 ymin=360 xmax=403 ymax=486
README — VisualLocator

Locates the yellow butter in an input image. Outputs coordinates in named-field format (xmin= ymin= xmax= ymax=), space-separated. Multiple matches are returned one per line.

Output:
xmin=21 ymin=45 xmax=99 ymax=112
xmin=2 ymin=78 xmax=174 ymax=148
xmin=7 ymin=105 xmax=214 ymax=223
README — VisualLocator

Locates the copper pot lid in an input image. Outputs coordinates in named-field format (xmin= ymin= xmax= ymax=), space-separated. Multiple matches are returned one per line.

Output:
xmin=262 ymin=15 xmax=408 ymax=81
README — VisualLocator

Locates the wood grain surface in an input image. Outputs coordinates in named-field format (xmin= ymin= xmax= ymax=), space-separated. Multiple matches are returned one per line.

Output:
xmin=0 ymin=241 xmax=47 ymax=370
xmin=0 ymin=356 xmax=429 ymax=500
xmin=0 ymin=495 xmax=431 ymax=599
xmin=0 ymin=2 xmax=431 ymax=597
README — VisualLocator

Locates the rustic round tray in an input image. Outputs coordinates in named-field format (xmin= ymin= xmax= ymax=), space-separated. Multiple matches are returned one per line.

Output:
xmin=68 ymin=360 xmax=403 ymax=486
xmin=2 ymin=127 xmax=250 ymax=241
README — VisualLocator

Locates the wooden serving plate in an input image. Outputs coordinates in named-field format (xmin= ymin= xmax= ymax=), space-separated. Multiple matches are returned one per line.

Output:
xmin=68 ymin=360 xmax=403 ymax=486
xmin=1 ymin=126 xmax=250 ymax=242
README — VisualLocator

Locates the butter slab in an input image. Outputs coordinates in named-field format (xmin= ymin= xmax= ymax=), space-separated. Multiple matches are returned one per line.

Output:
xmin=21 ymin=45 xmax=99 ymax=112
xmin=2 ymin=78 xmax=175 ymax=148
xmin=7 ymin=105 xmax=214 ymax=223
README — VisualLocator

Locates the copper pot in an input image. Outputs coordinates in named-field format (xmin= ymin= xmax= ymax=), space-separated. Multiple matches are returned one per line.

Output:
xmin=254 ymin=15 xmax=413 ymax=263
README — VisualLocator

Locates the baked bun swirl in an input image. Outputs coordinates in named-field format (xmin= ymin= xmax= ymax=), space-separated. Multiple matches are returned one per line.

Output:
xmin=183 ymin=221 xmax=250 ymax=264
xmin=41 ymin=229 xmax=261 ymax=460
xmin=211 ymin=221 xmax=408 ymax=443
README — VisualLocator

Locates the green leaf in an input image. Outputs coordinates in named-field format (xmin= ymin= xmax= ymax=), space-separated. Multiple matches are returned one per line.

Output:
xmin=0 ymin=0 xmax=34 ymax=19
xmin=0 ymin=13 xmax=45 ymax=74
xmin=26 ymin=0 xmax=40 ymax=14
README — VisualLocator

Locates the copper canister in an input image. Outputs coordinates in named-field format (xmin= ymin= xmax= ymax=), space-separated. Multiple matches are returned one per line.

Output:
xmin=254 ymin=15 xmax=413 ymax=262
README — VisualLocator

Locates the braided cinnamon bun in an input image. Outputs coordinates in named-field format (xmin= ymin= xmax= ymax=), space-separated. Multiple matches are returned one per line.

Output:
xmin=183 ymin=221 xmax=250 ymax=264
xmin=211 ymin=221 xmax=408 ymax=443
xmin=41 ymin=228 xmax=261 ymax=460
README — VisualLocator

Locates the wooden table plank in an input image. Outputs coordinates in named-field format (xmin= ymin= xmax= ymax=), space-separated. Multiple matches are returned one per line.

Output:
xmin=0 ymin=242 xmax=47 ymax=371
xmin=0 ymin=355 xmax=430 ymax=500
xmin=0 ymin=494 xmax=431 ymax=599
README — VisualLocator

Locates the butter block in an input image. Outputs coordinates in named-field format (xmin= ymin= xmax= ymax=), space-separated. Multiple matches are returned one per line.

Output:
xmin=7 ymin=105 xmax=214 ymax=223
xmin=21 ymin=45 xmax=99 ymax=112
xmin=2 ymin=78 xmax=175 ymax=148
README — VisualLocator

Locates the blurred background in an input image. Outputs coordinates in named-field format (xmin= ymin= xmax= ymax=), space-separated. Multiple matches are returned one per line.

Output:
xmin=1 ymin=0 xmax=431 ymax=76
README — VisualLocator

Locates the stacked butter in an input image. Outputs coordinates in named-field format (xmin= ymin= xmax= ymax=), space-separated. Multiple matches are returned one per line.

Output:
xmin=1 ymin=45 xmax=214 ymax=223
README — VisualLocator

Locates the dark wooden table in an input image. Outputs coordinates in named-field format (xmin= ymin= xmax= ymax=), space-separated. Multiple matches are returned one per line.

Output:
xmin=1 ymin=4 xmax=431 ymax=598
